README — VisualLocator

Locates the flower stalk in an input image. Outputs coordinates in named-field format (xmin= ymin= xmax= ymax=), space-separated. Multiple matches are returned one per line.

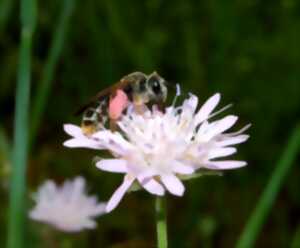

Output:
xmin=7 ymin=0 xmax=36 ymax=247
xmin=156 ymin=197 xmax=168 ymax=248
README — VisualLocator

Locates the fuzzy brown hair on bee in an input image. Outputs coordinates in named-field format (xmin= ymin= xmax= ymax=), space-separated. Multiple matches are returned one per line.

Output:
xmin=75 ymin=71 xmax=168 ymax=135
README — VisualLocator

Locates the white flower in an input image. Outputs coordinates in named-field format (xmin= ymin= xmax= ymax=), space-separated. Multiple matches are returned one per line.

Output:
xmin=64 ymin=93 xmax=250 ymax=213
xmin=29 ymin=177 xmax=106 ymax=232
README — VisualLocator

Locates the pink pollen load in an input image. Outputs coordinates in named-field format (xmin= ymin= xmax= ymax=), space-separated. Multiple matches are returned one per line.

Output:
xmin=108 ymin=89 xmax=129 ymax=120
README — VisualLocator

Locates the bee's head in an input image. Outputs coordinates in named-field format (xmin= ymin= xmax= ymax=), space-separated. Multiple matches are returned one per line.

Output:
xmin=145 ymin=71 xmax=168 ymax=103
xmin=129 ymin=71 xmax=167 ymax=105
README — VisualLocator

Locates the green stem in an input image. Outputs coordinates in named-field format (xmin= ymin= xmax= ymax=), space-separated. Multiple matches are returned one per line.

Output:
xmin=156 ymin=197 xmax=168 ymax=248
xmin=236 ymin=125 xmax=300 ymax=248
xmin=7 ymin=0 xmax=36 ymax=247
xmin=30 ymin=0 xmax=75 ymax=148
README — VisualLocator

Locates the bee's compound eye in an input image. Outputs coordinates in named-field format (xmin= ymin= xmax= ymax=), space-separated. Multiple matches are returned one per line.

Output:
xmin=148 ymin=77 xmax=161 ymax=95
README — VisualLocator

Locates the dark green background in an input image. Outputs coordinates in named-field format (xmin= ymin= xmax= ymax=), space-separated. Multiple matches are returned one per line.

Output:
xmin=1 ymin=0 xmax=300 ymax=247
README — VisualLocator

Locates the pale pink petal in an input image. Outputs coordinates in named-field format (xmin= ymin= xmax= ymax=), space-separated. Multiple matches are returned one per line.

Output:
xmin=106 ymin=176 xmax=134 ymax=213
xmin=161 ymin=174 xmax=185 ymax=196
xmin=109 ymin=133 xmax=134 ymax=151
xmin=138 ymin=177 xmax=165 ymax=196
xmin=172 ymin=161 xmax=195 ymax=174
xmin=92 ymin=131 xmax=132 ymax=155
xmin=96 ymin=159 xmax=127 ymax=173
xmin=37 ymin=181 xmax=57 ymax=202
xmin=208 ymin=147 xmax=237 ymax=159
xmin=195 ymin=93 xmax=220 ymax=124
xmin=63 ymin=124 xmax=83 ymax=137
xmin=79 ymin=220 xmax=97 ymax=229
xmin=217 ymin=135 xmax=249 ymax=147
xmin=69 ymin=177 xmax=85 ymax=200
xmin=197 ymin=121 xmax=210 ymax=136
xmin=92 ymin=203 xmax=107 ymax=215
xmin=206 ymin=160 xmax=247 ymax=169
xmin=92 ymin=130 xmax=113 ymax=142
xmin=183 ymin=94 xmax=198 ymax=112
xmin=63 ymin=139 xmax=101 ymax=149
xmin=93 ymin=131 xmax=133 ymax=152
xmin=135 ymin=170 xmax=156 ymax=180
xmin=205 ymin=115 xmax=238 ymax=139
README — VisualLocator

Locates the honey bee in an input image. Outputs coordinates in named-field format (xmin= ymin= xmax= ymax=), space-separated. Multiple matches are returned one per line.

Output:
xmin=76 ymin=71 xmax=168 ymax=135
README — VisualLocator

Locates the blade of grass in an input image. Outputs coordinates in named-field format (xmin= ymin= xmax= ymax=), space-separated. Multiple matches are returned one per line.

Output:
xmin=236 ymin=125 xmax=300 ymax=248
xmin=30 ymin=0 xmax=75 ymax=147
xmin=7 ymin=0 xmax=36 ymax=247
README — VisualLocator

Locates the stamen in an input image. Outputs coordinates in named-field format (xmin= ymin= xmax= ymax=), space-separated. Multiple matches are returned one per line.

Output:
xmin=208 ymin=103 xmax=233 ymax=119
xmin=172 ymin=83 xmax=181 ymax=106
xmin=227 ymin=123 xmax=252 ymax=136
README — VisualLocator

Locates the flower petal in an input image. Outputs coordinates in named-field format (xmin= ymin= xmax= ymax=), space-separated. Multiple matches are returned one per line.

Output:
xmin=106 ymin=176 xmax=135 ymax=213
xmin=92 ymin=203 xmax=107 ymax=215
xmin=208 ymin=147 xmax=237 ymax=159
xmin=195 ymin=93 xmax=220 ymax=124
xmin=161 ymin=174 xmax=185 ymax=196
xmin=64 ymin=124 xmax=82 ymax=137
xmin=206 ymin=160 xmax=247 ymax=169
xmin=93 ymin=131 xmax=133 ymax=153
xmin=139 ymin=177 xmax=165 ymax=196
xmin=172 ymin=160 xmax=195 ymax=175
xmin=63 ymin=139 xmax=101 ymax=149
xmin=204 ymin=115 xmax=238 ymax=140
xmin=96 ymin=159 xmax=128 ymax=173
xmin=183 ymin=94 xmax=198 ymax=113
xmin=217 ymin=135 xmax=249 ymax=147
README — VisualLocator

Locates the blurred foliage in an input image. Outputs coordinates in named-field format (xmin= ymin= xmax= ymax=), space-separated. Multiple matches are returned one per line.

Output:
xmin=1 ymin=0 xmax=300 ymax=247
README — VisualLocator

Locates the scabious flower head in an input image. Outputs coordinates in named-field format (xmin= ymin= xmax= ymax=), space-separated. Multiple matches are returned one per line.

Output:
xmin=29 ymin=177 xmax=106 ymax=232
xmin=64 ymin=93 xmax=250 ymax=213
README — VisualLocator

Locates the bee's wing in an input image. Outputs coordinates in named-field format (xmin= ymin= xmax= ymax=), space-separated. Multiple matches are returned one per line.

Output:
xmin=74 ymin=79 xmax=133 ymax=116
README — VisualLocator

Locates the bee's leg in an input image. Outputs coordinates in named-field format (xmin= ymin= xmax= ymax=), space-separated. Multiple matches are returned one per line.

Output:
xmin=133 ymin=104 xmax=144 ymax=114
xmin=133 ymin=103 xmax=149 ymax=115
xmin=109 ymin=119 xmax=118 ymax=132
xmin=157 ymin=100 xmax=166 ymax=113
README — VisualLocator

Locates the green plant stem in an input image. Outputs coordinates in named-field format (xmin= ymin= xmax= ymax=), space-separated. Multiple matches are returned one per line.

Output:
xmin=156 ymin=197 xmax=168 ymax=248
xmin=7 ymin=0 xmax=36 ymax=247
xmin=236 ymin=125 xmax=300 ymax=248
xmin=30 ymin=0 xmax=75 ymax=148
